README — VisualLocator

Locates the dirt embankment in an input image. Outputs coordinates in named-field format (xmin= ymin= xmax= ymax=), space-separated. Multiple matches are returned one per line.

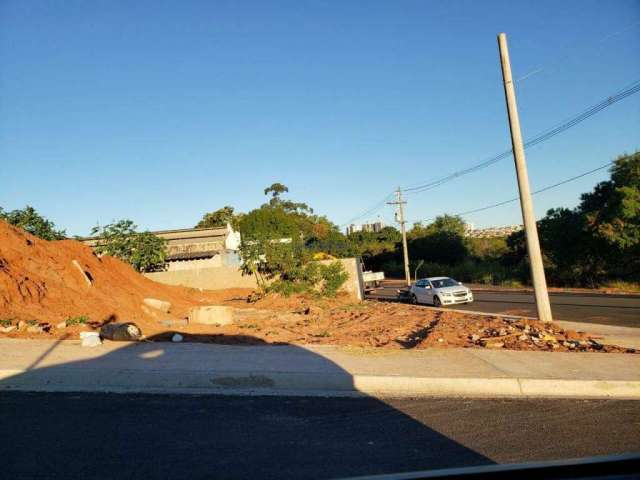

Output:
xmin=0 ymin=220 xmax=252 ymax=326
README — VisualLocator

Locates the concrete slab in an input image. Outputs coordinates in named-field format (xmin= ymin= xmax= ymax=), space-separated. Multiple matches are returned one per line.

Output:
xmin=188 ymin=305 xmax=234 ymax=325
xmin=143 ymin=298 xmax=172 ymax=313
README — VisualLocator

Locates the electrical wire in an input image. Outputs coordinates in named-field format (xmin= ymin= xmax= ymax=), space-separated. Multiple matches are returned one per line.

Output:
xmin=402 ymin=79 xmax=640 ymax=196
xmin=515 ymin=21 xmax=640 ymax=83
xmin=339 ymin=191 xmax=395 ymax=227
xmin=412 ymin=161 xmax=614 ymax=225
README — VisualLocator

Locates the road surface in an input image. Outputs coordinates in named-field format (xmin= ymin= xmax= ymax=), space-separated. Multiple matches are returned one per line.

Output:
xmin=368 ymin=282 xmax=640 ymax=328
xmin=2 ymin=392 xmax=639 ymax=479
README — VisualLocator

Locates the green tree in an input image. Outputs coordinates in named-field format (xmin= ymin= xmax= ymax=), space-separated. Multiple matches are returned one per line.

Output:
xmin=91 ymin=220 xmax=167 ymax=272
xmin=263 ymin=182 xmax=313 ymax=214
xmin=407 ymin=215 xmax=468 ymax=265
xmin=409 ymin=214 xmax=467 ymax=239
xmin=0 ymin=205 xmax=66 ymax=240
xmin=580 ymin=152 xmax=640 ymax=249
xmin=195 ymin=206 xmax=238 ymax=229
xmin=505 ymin=152 xmax=640 ymax=286
xmin=238 ymin=184 xmax=348 ymax=295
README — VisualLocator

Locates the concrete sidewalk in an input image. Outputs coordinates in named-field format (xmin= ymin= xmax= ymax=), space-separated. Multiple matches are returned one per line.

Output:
xmin=1 ymin=338 xmax=639 ymax=398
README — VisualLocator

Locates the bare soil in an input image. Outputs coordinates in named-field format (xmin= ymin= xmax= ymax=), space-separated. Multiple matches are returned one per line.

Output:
xmin=0 ymin=220 xmax=635 ymax=353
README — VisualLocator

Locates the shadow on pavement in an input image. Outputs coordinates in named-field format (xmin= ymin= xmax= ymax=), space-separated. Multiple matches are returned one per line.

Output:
xmin=0 ymin=333 xmax=492 ymax=479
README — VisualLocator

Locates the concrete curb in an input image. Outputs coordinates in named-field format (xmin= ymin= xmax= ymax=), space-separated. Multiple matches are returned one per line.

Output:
xmin=1 ymin=368 xmax=639 ymax=399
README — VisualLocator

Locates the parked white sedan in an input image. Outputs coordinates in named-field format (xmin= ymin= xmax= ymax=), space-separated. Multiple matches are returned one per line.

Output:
xmin=409 ymin=276 xmax=473 ymax=307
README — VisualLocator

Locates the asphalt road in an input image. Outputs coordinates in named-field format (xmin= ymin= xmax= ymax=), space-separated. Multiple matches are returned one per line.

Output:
xmin=368 ymin=283 xmax=640 ymax=328
xmin=2 ymin=392 xmax=639 ymax=479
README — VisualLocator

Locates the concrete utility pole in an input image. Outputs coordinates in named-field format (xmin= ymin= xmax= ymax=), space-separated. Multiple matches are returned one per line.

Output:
xmin=497 ymin=32 xmax=553 ymax=323
xmin=388 ymin=188 xmax=411 ymax=286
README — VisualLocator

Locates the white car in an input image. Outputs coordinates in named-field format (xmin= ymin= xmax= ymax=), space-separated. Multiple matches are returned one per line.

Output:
xmin=409 ymin=276 xmax=473 ymax=307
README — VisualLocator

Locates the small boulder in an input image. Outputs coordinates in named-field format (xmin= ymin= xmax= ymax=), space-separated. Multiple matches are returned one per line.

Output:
xmin=0 ymin=326 xmax=16 ymax=333
xmin=100 ymin=323 xmax=142 ymax=341
xmin=56 ymin=321 xmax=67 ymax=329
xmin=27 ymin=325 xmax=43 ymax=334
xmin=171 ymin=333 xmax=183 ymax=343
xmin=80 ymin=331 xmax=101 ymax=347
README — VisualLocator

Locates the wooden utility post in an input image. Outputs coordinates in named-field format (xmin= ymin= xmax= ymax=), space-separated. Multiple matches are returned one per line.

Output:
xmin=497 ymin=32 xmax=553 ymax=323
xmin=388 ymin=188 xmax=411 ymax=286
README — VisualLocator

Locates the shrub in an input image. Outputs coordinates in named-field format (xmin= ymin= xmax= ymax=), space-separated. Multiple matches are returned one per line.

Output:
xmin=0 ymin=205 xmax=66 ymax=240
xmin=65 ymin=315 xmax=89 ymax=326
xmin=318 ymin=262 xmax=349 ymax=297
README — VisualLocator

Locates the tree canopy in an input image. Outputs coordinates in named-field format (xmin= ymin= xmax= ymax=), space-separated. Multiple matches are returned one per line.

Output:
xmin=91 ymin=219 xmax=167 ymax=272
xmin=195 ymin=206 xmax=238 ymax=229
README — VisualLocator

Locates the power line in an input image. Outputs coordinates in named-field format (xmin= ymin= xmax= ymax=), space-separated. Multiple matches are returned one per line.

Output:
xmin=402 ymin=79 xmax=640 ymax=196
xmin=341 ymin=78 xmax=639 ymax=228
xmin=413 ymin=161 xmax=614 ymax=224
xmin=515 ymin=21 xmax=640 ymax=83
xmin=339 ymin=191 xmax=395 ymax=228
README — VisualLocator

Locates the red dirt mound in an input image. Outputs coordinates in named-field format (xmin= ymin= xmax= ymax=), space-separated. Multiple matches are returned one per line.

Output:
xmin=0 ymin=220 xmax=251 ymax=324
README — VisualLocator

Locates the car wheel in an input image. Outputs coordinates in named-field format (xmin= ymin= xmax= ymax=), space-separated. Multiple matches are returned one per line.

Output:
xmin=433 ymin=296 xmax=442 ymax=307
xmin=411 ymin=294 xmax=418 ymax=305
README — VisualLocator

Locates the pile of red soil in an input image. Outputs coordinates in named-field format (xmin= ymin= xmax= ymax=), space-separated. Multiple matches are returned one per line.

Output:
xmin=0 ymin=220 xmax=251 ymax=324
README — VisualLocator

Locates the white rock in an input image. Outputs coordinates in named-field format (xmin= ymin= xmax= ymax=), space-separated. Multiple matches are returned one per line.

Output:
xmin=171 ymin=333 xmax=183 ymax=343
xmin=80 ymin=331 xmax=101 ymax=347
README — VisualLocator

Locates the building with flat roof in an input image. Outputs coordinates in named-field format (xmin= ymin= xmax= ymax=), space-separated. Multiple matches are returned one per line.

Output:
xmin=346 ymin=221 xmax=385 ymax=236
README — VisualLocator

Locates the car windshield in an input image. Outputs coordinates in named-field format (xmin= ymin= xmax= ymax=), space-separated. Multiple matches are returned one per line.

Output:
xmin=431 ymin=278 xmax=459 ymax=288
xmin=4 ymin=3 xmax=639 ymax=479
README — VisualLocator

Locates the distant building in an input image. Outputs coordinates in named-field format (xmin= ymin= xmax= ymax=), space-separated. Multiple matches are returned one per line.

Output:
xmin=346 ymin=221 xmax=385 ymax=235
xmin=81 ymin=225 xmax=257 ymax=289
xmin=82 ymin=225 xmax=241 ymax=271
xmin=464 ymin=224 xmax=523 ymax=238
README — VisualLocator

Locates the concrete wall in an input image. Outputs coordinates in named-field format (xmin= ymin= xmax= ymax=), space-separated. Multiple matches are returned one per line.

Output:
xmin=164 ymin=256 xmax=222 ymax=272
xmin=145 ymin=256 xmax=364 ymax=301
xmin=144 ymin=265 xmax=258 ymax=290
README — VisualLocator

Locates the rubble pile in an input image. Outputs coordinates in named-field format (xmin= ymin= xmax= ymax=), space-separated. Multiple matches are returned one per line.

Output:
xmin=424 ymin=314 xmax=637 ymax=353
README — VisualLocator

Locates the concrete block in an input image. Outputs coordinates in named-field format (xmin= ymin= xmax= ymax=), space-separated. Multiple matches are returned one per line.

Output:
xmin=189 ymin=306 xmax=234 ymax=326
xmin=143 ymin=298 xmax=171 ymax=313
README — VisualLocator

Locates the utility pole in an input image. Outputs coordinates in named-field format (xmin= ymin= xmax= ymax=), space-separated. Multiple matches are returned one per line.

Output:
xmin=497 ymin=32 xmax=553 ymax=323
xmin=388 ymin=188 xmax=411 ymax=286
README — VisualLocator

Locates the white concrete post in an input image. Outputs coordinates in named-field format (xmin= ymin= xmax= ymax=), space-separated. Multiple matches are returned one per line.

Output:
xmin=497 ymin=32 xmax=553 ymax=323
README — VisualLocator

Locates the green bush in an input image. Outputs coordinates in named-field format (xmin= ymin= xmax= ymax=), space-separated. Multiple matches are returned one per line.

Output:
xmin=65 ymin=315 xmax=89 ymax=326
xmin=0 ymin=206 xmax=66 ymax=240
xmin=318 ymin=262 xmax=349 ymax=297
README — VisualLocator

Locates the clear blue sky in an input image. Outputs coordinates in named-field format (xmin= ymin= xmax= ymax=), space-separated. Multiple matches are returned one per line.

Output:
xmin=1 ymin=0 xmax=639 ymax=236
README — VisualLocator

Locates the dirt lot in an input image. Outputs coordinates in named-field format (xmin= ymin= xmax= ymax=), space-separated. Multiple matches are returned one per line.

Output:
xmin=0 ymin=220 xmax=636 ymax=353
